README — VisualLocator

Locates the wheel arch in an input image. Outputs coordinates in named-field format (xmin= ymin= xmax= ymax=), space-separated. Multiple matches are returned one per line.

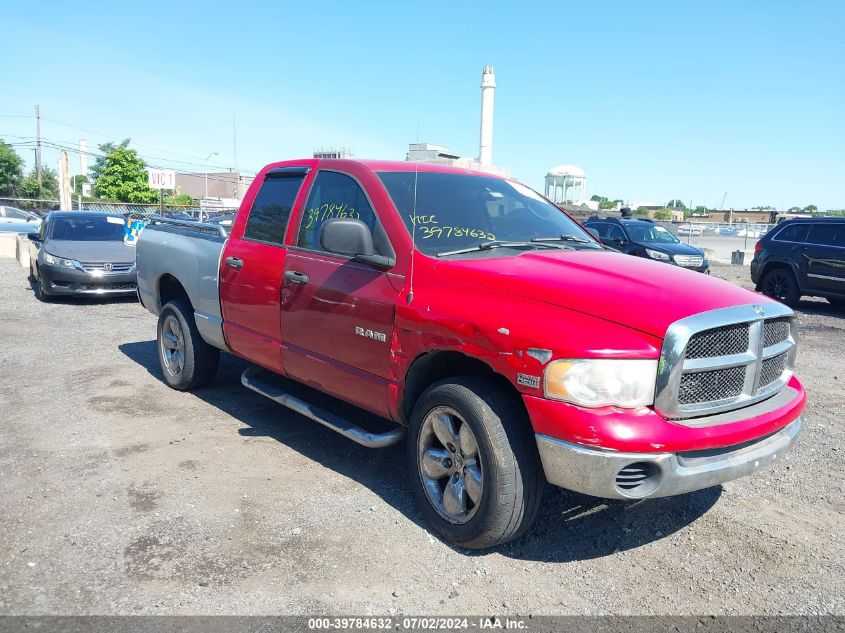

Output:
xmin=157 ymin=273 xmax=192 ymax=312
xmin=757 ymin=259 xmax=801 ymax=291
xmin=400 ymin=350 xmax=526 ymax=425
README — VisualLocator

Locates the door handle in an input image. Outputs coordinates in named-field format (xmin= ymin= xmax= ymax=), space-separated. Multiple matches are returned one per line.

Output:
xmin=284 ymin=270 xmax=309 ymax=285
xmin=225 ymin=256 xmax=244 ymax=269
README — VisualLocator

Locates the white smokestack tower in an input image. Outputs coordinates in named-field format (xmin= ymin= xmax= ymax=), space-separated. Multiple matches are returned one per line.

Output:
xmin=479 ymin=66 xmax=496 ymax=166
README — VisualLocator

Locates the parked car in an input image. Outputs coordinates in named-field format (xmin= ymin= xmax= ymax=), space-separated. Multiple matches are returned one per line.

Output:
xmin=751 ymin=217 xmax=845 ymax=307
xmin=582 ymin=216 xmax=710 ymax=273
xmin=677 ymin=225 xmax=704 ymax=236
xmin=136 ymin=159 xmax=804 ymax=549
xmin=736 ymin=228 xmax=762 ymax=238
xmin=0 ymin=206 xmax=41 ymax=233
xmin=27 ymin=212 xmax=138 ymax=301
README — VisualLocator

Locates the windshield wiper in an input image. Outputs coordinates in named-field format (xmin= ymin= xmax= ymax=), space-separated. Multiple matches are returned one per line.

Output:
xmin=531 ymin=234 xmax=592 ymax=244
xmin=437 ymin=240 xmax=572 ymax=257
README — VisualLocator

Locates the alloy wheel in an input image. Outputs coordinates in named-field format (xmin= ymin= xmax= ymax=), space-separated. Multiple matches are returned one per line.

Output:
xmin=160 ymin=315 xmax=186 ymax=376
xmin=417 ymin=406 xmax=484 ymax=524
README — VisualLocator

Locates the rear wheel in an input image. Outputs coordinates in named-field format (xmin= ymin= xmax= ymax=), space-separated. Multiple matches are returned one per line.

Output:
xmin=760 ymin=267 xmax=800 ymax=307
xmin=157 ymin=299 xmax=220 ymax=390
xmin=407 ymin=377 xmax=543 ymax=549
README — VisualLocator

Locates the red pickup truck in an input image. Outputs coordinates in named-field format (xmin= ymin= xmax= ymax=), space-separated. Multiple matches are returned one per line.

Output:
xmin=136 ymin=159 xmax=805 ymax=549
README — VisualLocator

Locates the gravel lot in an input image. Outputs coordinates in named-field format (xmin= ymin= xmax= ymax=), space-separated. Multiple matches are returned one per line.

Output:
xmin=0 ymin=257 xmax=843 ymax=616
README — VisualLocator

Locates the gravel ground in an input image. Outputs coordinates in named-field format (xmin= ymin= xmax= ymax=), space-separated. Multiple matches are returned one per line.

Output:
xmin=0 ymin=258 xmax=843 ymax=616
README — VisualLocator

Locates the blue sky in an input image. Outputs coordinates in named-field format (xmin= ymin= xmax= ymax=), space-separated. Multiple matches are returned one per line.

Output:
xmin=1 ymin=0 xmax=843 ymax=209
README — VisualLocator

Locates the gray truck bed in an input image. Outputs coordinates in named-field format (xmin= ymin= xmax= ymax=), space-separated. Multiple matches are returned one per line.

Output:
xmin=135 ymin=218 xmax=229 ymax=351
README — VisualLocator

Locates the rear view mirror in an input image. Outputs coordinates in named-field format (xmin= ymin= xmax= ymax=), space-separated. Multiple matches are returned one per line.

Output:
xmin=27 ymin=232 xmax=41 ymax=242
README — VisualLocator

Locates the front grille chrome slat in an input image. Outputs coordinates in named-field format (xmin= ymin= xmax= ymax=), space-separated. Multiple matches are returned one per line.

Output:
xmin=79 ymin=261 xmax=135 ymax=274
xmin=654 ymin=303 xmax=797 ymax=424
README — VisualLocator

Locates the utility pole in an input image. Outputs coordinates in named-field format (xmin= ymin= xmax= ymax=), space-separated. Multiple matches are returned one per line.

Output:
xmin=232 ymin=114 xmax=239 ymax=199
xmin=35 ymin=105 xmax=42 ymax=186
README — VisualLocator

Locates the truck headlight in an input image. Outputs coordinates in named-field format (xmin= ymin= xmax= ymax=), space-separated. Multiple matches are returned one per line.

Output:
xmin=43 ymin=252 xmax=77 ymax=268
xmin=544 ymin=359 xmax=658 ymax=408
xmin=645 ymin=248 xmax=670 ymax=261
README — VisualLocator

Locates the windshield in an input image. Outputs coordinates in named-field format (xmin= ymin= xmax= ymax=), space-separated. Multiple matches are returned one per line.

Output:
xmin=626 ymin=224 xmax=680 ymax=243
xmin=49 ymin=216 xmax=126 ymax=241
xmin=377 ymin=171 xmax=600 ymax=256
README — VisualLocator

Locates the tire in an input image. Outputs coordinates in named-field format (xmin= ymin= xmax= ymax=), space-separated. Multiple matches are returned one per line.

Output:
xmin=760 ymin=267 xmax=800 ymax=307
xmin=34 ymin=270 xmax=52 ymax=303
xmin=407 ymin=376 xmax=543 ymax=549
xmin=157 ymin=299 xmax=220 ymax=390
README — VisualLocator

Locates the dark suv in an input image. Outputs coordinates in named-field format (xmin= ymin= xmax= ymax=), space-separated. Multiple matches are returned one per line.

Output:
xmin=751 ymin=217 xmax=845 ymax=307
xmin=582 ymin=217 xmax=710 ymax=273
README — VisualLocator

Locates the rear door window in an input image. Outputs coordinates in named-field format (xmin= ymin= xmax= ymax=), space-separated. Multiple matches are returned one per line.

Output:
xmin=243 ymin=172 xmax=306 ymax=245
xmin=775 ymin=223 xmax=810 ymax=243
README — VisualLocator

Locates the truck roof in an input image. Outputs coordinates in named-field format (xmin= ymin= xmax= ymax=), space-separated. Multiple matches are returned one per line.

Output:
xmin=263 ymin=158 xmax=509 ymax=179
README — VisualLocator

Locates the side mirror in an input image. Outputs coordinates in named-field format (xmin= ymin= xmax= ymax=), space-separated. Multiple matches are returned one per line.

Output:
xmin=319 ymin=218 xmax=395 ymax=270
xmin=27 ymin=232 xmax=41 ymax=242
xmin=585 ymin=227 xmax=600 ymax=240
xmin=320 ymin=218 xmax=374 ymax=256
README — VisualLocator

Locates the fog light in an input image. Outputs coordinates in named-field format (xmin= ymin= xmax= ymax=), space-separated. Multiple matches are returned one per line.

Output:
xmin=615 ymin=462 xmax=662 ymax=497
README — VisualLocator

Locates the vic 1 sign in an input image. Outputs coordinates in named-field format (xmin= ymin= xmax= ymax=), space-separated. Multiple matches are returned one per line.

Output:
xmin=148 ymin=169 xmax=176 ymax=190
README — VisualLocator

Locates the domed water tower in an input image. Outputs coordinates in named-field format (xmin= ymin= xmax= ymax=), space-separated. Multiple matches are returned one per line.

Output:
xmin=545 ymin=165 xmax=586 ymax=204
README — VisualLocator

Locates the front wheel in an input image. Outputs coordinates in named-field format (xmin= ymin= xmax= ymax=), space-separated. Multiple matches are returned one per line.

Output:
xmin=34 ymin=271 xmax=52 ymax=302
xmin=407 ymin=377 xmax=543 ymax=549
xmin=157 ymin=299 xmax=220 ymax=390
xmin=760 ymin=268 xmax=800 ymax=306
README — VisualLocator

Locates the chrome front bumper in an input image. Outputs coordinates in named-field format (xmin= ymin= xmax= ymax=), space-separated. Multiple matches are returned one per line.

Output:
xmin=536 ymin=416 xmax=802 ymax=500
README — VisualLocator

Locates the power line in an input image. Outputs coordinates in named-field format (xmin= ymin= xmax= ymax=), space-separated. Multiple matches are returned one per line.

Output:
xmin=4 ymin=134 xmax=258 ymax=183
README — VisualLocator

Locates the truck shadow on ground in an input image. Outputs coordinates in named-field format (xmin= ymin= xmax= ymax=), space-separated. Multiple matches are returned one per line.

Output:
xmin=120 ymin=340 xmax=720 ymax=563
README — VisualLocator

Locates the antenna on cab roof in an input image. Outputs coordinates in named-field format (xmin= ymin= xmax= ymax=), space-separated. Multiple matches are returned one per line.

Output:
xmin=407 ymin=123 xmax=420 ymax=304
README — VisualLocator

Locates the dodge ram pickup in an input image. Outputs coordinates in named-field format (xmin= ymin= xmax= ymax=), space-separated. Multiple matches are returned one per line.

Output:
xmin=136 ymin=159 xmax=805 ymax=549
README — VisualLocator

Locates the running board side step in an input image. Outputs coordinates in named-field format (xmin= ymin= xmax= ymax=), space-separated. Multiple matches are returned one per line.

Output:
xmin=241 ymin=367 xmax=406 ymax=448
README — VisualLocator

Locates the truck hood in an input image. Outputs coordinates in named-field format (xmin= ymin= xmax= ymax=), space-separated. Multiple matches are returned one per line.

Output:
xmin=434 ymin=250 xmax=770 ymax=338
xmin=44 ymin=240 xmax=136 ymax=263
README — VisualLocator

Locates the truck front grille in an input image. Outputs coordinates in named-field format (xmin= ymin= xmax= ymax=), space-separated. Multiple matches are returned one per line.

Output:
xmin=678 ymin=366 xmax=746 ymax=405
xmin=655 ymin=303 xmax=797 ymax=422
xmin=685 ymin=323 xmax=749 ymax=359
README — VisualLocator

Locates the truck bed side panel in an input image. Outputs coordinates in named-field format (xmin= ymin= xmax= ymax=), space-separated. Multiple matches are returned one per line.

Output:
xmin=136 ymin=225 xmax=228 ymax=351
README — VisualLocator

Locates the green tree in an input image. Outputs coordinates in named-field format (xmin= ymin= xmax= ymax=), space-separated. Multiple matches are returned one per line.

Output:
xmin=165 ymin=192 xmax=193 ymax=206
xmin=803 ymin=204 xmax=817 ymax=212
xmin=654 ymin=208 xmax=673 ymax=221
xmin=93 ymin=141 xmax=159 ymax=203
xmin=0 ymin=139 xmax=24 ymax=196
xmin=590 ymin=195 xmax=609 ymax=203
xmin=666 ymin=199 xmax=687 ymax=209
xmin=72 ymin=174 xmax=89 ymax=196
xmin=19 ymin=167 xmax=59 ymax=199
xmin=90 ymin=140 xmax=121 ymax=183
xmin=692 ymin=205 xmax=708 ymax=215
xmin=788 ymin=206 xmax=801 ymax=212
xmin=634 ymin=206 xmax=650 ymax=216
